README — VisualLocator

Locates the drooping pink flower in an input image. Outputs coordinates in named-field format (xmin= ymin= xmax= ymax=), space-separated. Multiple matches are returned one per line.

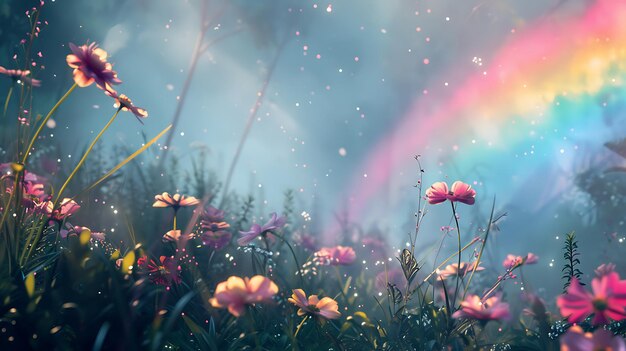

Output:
xmin=237 ymin=212 xmax=286 ymax=246
xmin=145 ymin=256 xmax=181 ymax=286
xmin=313 ymin=246 xmax=356 ymax=266
xmin=105 ymin=89 xmax=148 ymax=122
xmin=559 ymin=325 xmax=626 ymax=351
xmin=557 ymin=272 xmax=626 ymax=325
xmin=66 ymin=42 xmax=121 ymax=90
xmin=452 ymin=294 xmax=511 ymax=321
xmin=35 ymin=198 xmax=80 ymax=221
xmin=152 ymin=192 xmax=200 ymax=210
xmin=425 ymin=181 xmax=476 ymax=205
xmin=209 ymin=275 xmax=278 ymax=317
xmin=288 ymin=289 xmax=341 ymax=320
xmin=0 ymin=66 xmax=41 ymax=87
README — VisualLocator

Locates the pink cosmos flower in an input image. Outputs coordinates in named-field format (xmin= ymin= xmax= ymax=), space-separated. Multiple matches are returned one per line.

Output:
xmin=237 ymin=212 xmax=286 ymax=246
xmin=425 ymin=181 xmax=476 ymax=205
xmin=559 ymin=325 xmax=626 ymax=351
xmin=153 ymin=192 xmax=200 ymax=210
xmin=313 ymin=246 xmax=356 ymax=266
xmin=437 ymin=262 xmax=484 ymax=280
xmin=288 ymin=289 xmax=341 ymax=320
xmin=209 ymin=275 xmax=278 ymax=317
xmin=0 ymin=66 xmax=41 ymax=87
xmin=66 ymin=42 xmax=121 ymax=90
xmin=35 ymin=198 xmax=80 ymax=221
xmin=452 ymin=294 xmax=511 ymax=321
xmin=502 ymin=255 xmax=524 ymax=269
xmin=105 ymin=89 xmax=148 ymax=122
xmin=200 ymin=220 xmax=231 ymax=250
xmin=557 ymin=272 xmax=626 ymax=325
xmin=145 ymin=256 xmax=181 ymax=286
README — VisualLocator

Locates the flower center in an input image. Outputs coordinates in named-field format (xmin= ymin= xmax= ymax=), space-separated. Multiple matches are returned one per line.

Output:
xmin=592 ymin=297 xmax=608 ymax=311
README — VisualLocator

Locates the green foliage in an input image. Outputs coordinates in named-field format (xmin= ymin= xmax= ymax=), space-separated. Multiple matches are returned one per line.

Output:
xmin=561 ymin=231 xmax=584 ymax=292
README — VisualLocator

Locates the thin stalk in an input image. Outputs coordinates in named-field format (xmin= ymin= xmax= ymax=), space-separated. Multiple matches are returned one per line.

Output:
xmin=3 ymin=85 xmax=13 ymax=118
xmin=22 ymin=83 xmax=77 ymax=165
xmin=273 ymin=233 xmax=305 ymax=287
xmin=293 ymin=315 xmax=309 ymax=340
xmin=54 ymin=108 xmax=120 ymax=205
xmin=451 ymin=202 xmax=462 ymax=308
xmin=462 ymin=197 xmax=496 ymax=301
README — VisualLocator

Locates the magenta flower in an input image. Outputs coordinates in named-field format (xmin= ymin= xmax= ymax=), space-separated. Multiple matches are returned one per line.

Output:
xmin=557 ymin=272 xmax=626 ymax=325
xmin=437 ymin=262 xmax=484 ymax=280
xmin=209 ymin=275 xmax=278 ymax=317
xmin=288 ymin=289 xmax=341 ymax=320
xmin=35 ymin=198 xmax=80 ymax=221
xmin=425 ymin=181 xmax=476 ymax=205
xmin=560 ymin=325 xmax=626 ymax=351
xmin=237 ymin=212 xmax=286 ymax=246
xmin=0 ymin=66 xmax=41 ymax=87
xmin=452 ymin=294 xmax=511 ymax=321
xmin=313 ymin=246 xmax=356 ymax=266
xmin=105 ymin=89 xmax=148 ymax=122
xmin=66 ymin=42 xmax=121 ymax=90
xmin=145 ymin=256 xmax=181 ymax=286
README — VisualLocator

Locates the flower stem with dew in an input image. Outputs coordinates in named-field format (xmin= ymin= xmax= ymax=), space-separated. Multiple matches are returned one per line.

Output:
xmin=53 ymin=108 xmax=120 ymax=206
xmin=294 ymin=315 xmax=309 ymax=340
xmin=451 ymin=202 xmax=462 ymax=308
xmin=22 ymin=83 xmax=77 ymax=165
xmin=3 ymin=85 xmax=13 ymax=118
xmin=273 ymin=233 xmax=305 ymax=287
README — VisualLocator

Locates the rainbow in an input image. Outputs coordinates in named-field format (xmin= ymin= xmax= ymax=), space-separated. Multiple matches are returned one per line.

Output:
xmin=336 ymin=0 xmax=626 ymax=230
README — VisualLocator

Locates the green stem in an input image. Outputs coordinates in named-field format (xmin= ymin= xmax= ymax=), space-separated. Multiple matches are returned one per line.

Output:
xmin=54 ymin=108 xmax=120 ymax=206
xmin=462 ymin=197 xmax=495 ymax=301
xmin=3 ymin=85 xmax=13 ymax=118
xmin=273 ymin=233 xmax=305 ymax=287
xmin=173 ymin=210 xmax=178 ymax=231
xmin=450 ymin=202 xmax=462 ymax=308
xmin=293 ymin=315 xmax=309 ymax=340
xmin=22 ymin=83 xmax=77 ymax=165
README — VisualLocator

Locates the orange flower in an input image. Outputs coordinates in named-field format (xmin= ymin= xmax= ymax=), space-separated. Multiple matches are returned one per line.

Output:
xmin=105 ymin=89 xmax=148 ymax=122
xmin=66 ymin=42 xmax=121 ymax=90
xmin=162 ymin=230 xmax=195 ymax=242
xmin=209 ymin=275 xmax=278 ymax=317
xmin=288 ymin=289 xmax=341 ymax=320
xmin=152 ymin=192 xmax=199 ymax=210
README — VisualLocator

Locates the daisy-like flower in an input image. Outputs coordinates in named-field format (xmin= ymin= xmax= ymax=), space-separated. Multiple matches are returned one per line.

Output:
xmin=105 ymin=89 xmax=148 ymax=122
xmin=288 ymin=289 xmax=341 ymax=320
xmin=35 ymin=198 xmax=80 ymax=221
xmin=145 ymin=256 xmax=181 ymax=286
xmin=557 ymin=272 xmax=626 ymax=325
xmin=313 ymin=246 xmax=356 ymax=266
xmin=452 ymin=294 xmax=511 ymax=321
xmin=437 ymin=262 xmax=484 ymax=280
xmin=0 ymin=66 xmax=41 ymax=87
xmin=162 ymin=229 xmax=195 ymax=242
xmin=66 ymin=42 xmax=121 ymax=90
xmin=425 ymin=181 xmax=476 ymax=205
xmin=560 ymin=325 xmax=626 ymax=351
xmin=237 ymin=212 xmax=286 ymax=246
xmin=152 ymin=192 xmax=200 ymax=210
xmin=209 ymin=275 xmax=278 ymax=317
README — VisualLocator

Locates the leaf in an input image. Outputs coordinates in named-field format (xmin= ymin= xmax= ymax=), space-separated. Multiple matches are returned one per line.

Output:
xmin=25 ymin=272 xmax=35 ymax=297
xmin=121 ymin=250 xmax=135 ymax=274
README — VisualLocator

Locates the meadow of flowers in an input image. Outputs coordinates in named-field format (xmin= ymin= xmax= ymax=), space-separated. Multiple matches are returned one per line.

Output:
xmin=1 ymin=2 xmax=626 ymax=351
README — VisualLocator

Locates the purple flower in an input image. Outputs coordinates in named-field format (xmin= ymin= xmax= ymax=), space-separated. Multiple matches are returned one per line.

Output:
xmin=560 ymin=326 xmax=626 ymax=351
xmin=237 ymin=212 xmax=286 ymax=246
xmin=66 ymin=42 xmax=121 ymax=90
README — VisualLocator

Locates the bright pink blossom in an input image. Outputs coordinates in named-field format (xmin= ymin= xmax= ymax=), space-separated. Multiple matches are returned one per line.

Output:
xmin=452 ymin=294 xmax=511 ymax=321
xmin=209 ymin=275 xmax=278 ymax=317
xmin=237 ymin=212 xmax=286 ymax=246
xmin=288 ymin=289 xmax=341 ymax=320
xmin=313 ymin=246 xmax=356 ymax=266
xmin=557 ymin=272 xmax=626 ymax=325
xmin=145 ymin=256 xmax=181 ymax=286
xmin=559 ymin=325 xmax=626 ymax=351
xmin=35 ymin=198 xmax=80 ymax=221
xmin=425 ymin=181 xmax=476 ymax=205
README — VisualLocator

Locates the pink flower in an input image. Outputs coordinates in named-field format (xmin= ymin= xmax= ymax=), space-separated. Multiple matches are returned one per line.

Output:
xmin=313 ymin=246 xmax=356 ymax=266
xmin=595 ymin=263 xmax=616 ymax=277
xmin=105 ymin=89 xmax=148 ymax=122
xmin=162 ymin=229 xmax=195 ymax=242
xmin=425 ymin=181 xmax=476 ymax=205
xmin=152 ymin=192 xmax=200 ymax=210
xmin=66 ymin=42 xmax=121 ymax=90
xmin=437 ymin=262 xmax=484 ymax=280
xmin=0 ymin=66 xmax=41 ymax=87
xmin=559 ymin=325 xmax=626 ymax=351
xmin=209 ymin=275 xmax=278 ymax=317
xmin=200 ymin=220 xmax=231 ymax=250
xmin=452 ymin=294 xmax=511 ymax=321
xmin=557 ymin=272 xmax=626 ymax=325
xmin=35 ymin=198 xmax=80 ymax=221
xmin=502 ymin=255 xmax=524 ymax=269
xmin=525 ymin=252 xmax=539 ymax=264
xmin=237 ymin=212 xmax=286 ymax=246
xmin=288 ymin=289 xmax=341 ymax=320
xmin=145 ymin=256 xmax=181 ymax=286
